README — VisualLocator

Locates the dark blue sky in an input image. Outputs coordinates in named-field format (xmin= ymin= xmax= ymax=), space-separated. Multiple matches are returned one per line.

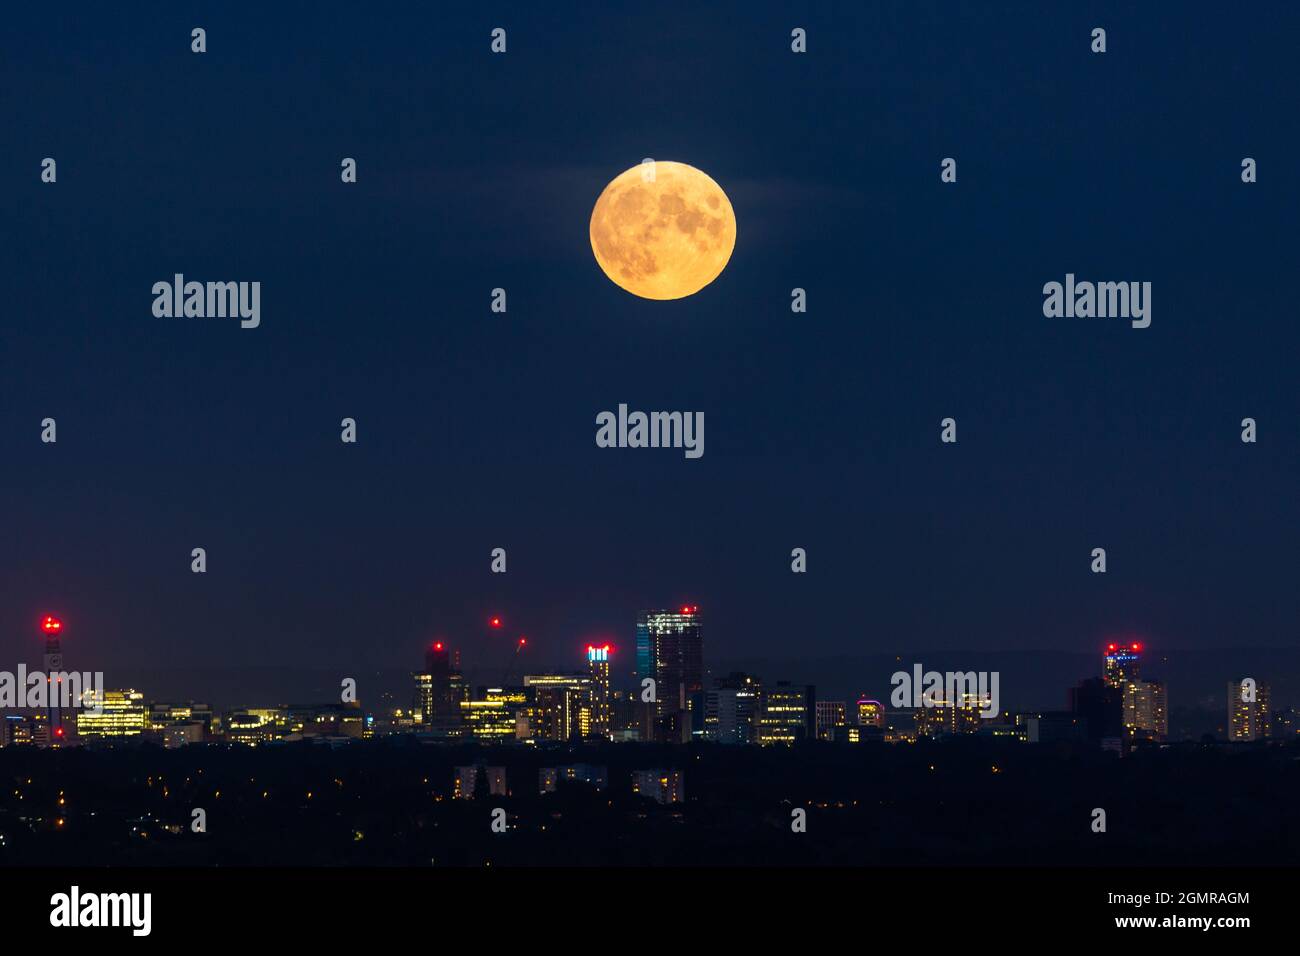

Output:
xmin=2 ymin=2 xmax=1297 ymax=685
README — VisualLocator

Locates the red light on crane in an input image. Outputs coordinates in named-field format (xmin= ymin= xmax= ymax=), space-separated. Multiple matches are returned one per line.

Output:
xmin=490 ymin=617 xmax=502 ymax=628
xmin=41 ymin=615 xmax=62 ymax=634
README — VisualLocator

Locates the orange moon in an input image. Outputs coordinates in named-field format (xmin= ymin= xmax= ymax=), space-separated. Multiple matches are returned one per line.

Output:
xmin=589 ymin=161 xmax=736 ymax=300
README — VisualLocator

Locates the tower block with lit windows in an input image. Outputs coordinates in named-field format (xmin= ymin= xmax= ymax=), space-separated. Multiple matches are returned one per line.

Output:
xmin=587 ymin=644 xmax=612 ymax=740
xmin=41 ymin=615 xmax=65 ymax=742
xmin=1103 ymin=641 xmax=1167 ymax=743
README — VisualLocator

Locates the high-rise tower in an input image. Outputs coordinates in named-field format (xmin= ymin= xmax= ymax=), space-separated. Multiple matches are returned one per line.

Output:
xmin=586 ymin=644 xmax=612 ymax=740
xmin=1103 ymin=642 xmax=1142 ymax=687
xmin=636 ymin=607 xmax=703 ymax=740
xmin=40 ymin=615 xmax=65 ymax=744
xmin=415 ymin=641 xmax=467 ymax=729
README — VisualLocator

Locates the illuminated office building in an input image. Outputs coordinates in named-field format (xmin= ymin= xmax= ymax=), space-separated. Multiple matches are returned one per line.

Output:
xmin=857 ymin=697 xmax=889 ymax=728
xmin=704 ymin=673 xmax=761 ymax=745
xmin=857 ymin=699 xmax=884 ymax=728
xmin=2 ymin=714 xmax=47 ymax=747
xmin=914 ymin=694 xmax=984 ymax=737
xmin=756 ymin=682 xmax=815 ymax=745
xmin=815 ymin=701 xmax=847 ymax=740
xmin=414 ymin=642 xmax=468 ymax=729
xmin=461 ymin=688 xmax=527 ymax=742
xmin=523 ymin=674 xmax=594 ymax=741
xmin=829 ymin=723 xmax=880 ymax=744
xmin=1228 ymin=679 xmax=1270 ymax=741
xmin=293 ymin=703 xmax=365 ymax=739
xmin=147 ymin=702 xmax=214 ymax=734
xmin=520 ymin=685 xmax=567 ymax=741
xmin=77 ymin=689 xmax=147 ymax=738
xmin=636 ymin=607 xmax=703 ymax=739
xmin=224 ymin=708 xmax=288 ymax=745
xmin=412 ymin=674 xmax=431 ymax=723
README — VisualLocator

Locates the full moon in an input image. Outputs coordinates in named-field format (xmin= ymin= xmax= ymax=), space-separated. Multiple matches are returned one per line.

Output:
xmin=589 ymin=161 xmax=736 ymax=300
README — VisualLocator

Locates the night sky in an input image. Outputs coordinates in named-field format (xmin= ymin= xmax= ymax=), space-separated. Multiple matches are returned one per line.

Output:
xmin=2 ymin=3 xmax=1297 ymax=693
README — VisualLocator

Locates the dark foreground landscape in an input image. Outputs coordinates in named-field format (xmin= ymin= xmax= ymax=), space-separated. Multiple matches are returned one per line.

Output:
xmin=3 ymin=737 xmax=1295 ymax=867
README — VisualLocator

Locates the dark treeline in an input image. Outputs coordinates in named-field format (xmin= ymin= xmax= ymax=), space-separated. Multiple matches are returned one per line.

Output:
xmin=1 ymin=738 xmax=1295 ymax=866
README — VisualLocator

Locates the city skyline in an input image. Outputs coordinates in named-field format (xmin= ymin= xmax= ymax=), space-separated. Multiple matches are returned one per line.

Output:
xmin=4 ymin=609 xmax=1294 ymax=748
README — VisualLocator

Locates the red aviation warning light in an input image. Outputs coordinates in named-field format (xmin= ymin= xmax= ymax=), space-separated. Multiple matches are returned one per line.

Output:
xmin=433 ymin=641 xmax=444 ymax=652
xmin=41 ymin=615 xmax=63 ymax=634
xmin=490 ymin=616 xmax=502 ymax=629
xmin=517 ymin=637 xmax=527 ymax=647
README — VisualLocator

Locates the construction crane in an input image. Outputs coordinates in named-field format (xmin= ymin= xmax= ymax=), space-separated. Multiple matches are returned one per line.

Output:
xmin=502 ymin=636 xmax=527 ymax=684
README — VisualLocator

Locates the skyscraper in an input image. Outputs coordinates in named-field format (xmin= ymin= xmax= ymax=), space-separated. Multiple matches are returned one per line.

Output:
xmin=636 ymin=607 xmax=703 ymax=740
xmin=415 ymin=641 xmax=468 ymax=732
xmin=40 ymin=615 xmax=65 ymax=743
xmin=1103 ymin=642 xmax=1142 ymax=688
xmin=1100 ymin=642 xmax=1166 ymax=743
xmin=1228 ymin=679 xmax=1271 ymax=741
xmin=586 ymin=644 xmax=612 ymax=740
